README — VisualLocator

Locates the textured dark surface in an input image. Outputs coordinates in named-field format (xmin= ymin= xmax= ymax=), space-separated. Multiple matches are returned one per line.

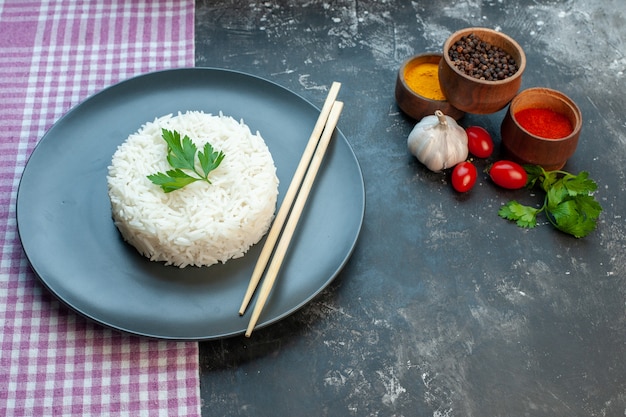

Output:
xmin=195 ymin=1 xmax=626 ymax=416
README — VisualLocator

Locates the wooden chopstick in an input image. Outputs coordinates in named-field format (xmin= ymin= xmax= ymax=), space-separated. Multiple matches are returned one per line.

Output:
xmin=238 ymin=82 xmax=342 ymax=316
xmin=244 ymin=100 xmax=344 ymax=337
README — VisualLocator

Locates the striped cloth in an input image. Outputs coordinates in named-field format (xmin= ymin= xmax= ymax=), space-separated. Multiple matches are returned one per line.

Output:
xmin=0 ymin=1 xmax=200 ymax=416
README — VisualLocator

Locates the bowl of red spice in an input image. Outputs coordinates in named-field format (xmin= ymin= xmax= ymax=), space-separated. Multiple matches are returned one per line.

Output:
xmin=501 ymin=87 xmax=582 ymax=170
xmin=395 ymin=53 xmax=465 ymax=121
xmin=438 ymin=27 xmax=526 ymax=114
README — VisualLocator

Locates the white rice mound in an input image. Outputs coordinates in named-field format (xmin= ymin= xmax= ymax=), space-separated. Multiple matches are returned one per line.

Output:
xmin=107 ymin=111 xmax=279 ymax=268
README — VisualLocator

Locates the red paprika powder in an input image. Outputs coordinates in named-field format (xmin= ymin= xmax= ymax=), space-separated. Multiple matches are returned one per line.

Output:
xmin=514 ymin=108 xmax=573 ymax=139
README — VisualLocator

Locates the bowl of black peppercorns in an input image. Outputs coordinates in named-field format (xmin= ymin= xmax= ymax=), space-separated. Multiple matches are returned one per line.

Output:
xmin=438 ymin=27 xmax=526 ymax=114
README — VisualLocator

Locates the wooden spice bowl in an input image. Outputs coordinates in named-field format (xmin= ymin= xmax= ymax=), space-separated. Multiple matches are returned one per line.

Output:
xmin=438 ymin=27 xmax=526 ymax=114
xmin=501 ymin=87 xmax=582 ymax=170
xmin=395 ymin=53 xmax=465 ymax=121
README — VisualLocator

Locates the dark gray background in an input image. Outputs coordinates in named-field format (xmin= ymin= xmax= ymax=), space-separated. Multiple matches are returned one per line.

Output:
xmin=195 ymin=1 xmax=626 ymax=416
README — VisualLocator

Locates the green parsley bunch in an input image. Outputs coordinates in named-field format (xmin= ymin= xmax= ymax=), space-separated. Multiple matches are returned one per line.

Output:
xmin=498 ymin=165 xmax=603 ymax=238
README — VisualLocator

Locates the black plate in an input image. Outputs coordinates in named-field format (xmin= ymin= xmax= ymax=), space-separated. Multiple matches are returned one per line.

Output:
xmin=16 ymin=68 xmax=365 ymax=340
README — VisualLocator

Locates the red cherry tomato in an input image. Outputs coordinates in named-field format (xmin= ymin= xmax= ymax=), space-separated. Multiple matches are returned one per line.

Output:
xmin=489 ymin=160 xmax=527 ymax=189
xmin=466 ymin=126 xmax=494 ymax=158
xmin=451 ymin=161 xmax=477 ymax=192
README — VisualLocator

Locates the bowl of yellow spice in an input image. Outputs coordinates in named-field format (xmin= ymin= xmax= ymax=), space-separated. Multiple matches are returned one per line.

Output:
xmin=395 ymin=53 xmax=465 ymax=121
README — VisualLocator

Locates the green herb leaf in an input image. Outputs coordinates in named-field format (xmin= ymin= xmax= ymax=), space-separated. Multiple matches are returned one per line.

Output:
xmin=562 ymin=171 xmax=597 ymax=196
xmin=546 ymin=183 xmax=567 ymax=211
xmin=147 ymin=129 xmax=225 ymax=193
xmin=197 ymin=142 xmax=225 ymax=180
xmin=547 ymin=194 xmax=602 ymax=238
xmin=523 ymin=164 xmax=545 ymax=189
xmin=499 ymin=165 xmax=603 ymax=238
xmin=162 ymin=129 xmax=198 ymax=171
xmin=498 ymin=200 xmax=539 ymax=228
xmin=147 ymin=169 xmax=198 ymax=193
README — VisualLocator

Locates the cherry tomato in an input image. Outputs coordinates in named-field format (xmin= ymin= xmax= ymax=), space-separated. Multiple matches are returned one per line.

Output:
xmin=489 ymin=160 xmax=527 ymax=189
xmin=451 ymin=161 xmax=477 ymax=192
xmin=466 ymin=126 xmax=494 ymax=158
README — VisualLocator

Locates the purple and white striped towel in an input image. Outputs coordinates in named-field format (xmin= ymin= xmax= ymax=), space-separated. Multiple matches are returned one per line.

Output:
xmin=0 ymin=1 xmax=200 ymax=415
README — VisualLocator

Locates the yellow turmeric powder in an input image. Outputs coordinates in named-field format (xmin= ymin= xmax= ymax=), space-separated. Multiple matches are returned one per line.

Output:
xmin=404 ymin=62 xmax=446 ymax=101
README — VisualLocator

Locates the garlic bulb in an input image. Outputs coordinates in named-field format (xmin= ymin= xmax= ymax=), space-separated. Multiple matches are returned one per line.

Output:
xmin=407 ymin=110 xmax=468 ymax=172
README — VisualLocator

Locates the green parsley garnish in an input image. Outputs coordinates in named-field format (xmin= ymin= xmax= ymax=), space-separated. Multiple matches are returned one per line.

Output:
xmin=147 ymin=129 xmax=225 ymax=193
xmin=498 ymin=165 xmax=603 ymax=238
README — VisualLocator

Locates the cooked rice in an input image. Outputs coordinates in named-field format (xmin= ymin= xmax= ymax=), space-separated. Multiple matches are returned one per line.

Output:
xmin=107 ymin=111 xmax=279 ymax=268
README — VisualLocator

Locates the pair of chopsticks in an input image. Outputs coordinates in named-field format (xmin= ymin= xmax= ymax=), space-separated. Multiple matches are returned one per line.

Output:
xmin=239 ymin=82 xmax=343 ymax=337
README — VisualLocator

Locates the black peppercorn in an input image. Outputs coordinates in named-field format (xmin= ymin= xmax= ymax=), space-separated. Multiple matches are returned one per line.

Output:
xmin=448 ymin=33 xmax=519 ymax=81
